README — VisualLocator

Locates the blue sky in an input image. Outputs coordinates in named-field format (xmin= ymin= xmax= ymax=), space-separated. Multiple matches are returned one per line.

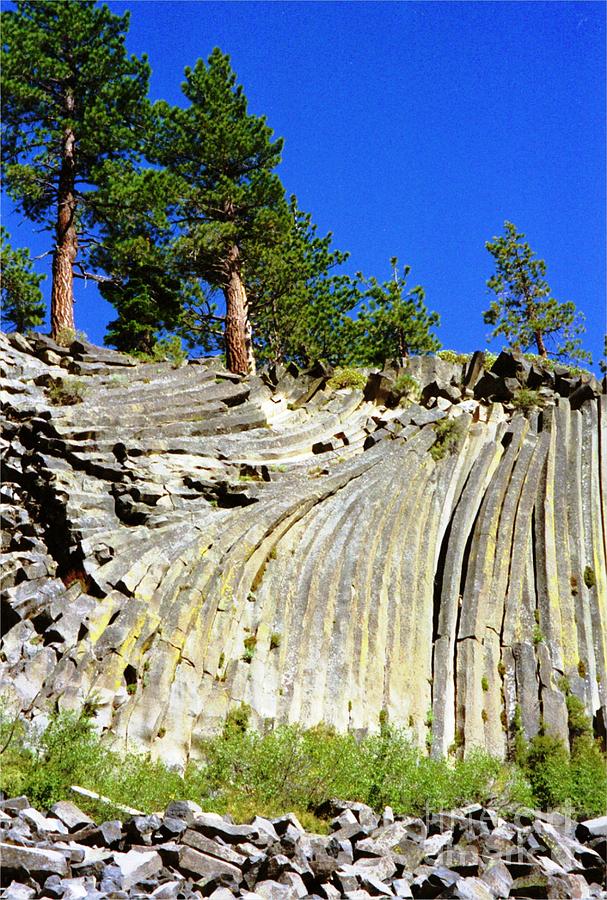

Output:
xmin=3 ymin=1 xmax=605 ymax=367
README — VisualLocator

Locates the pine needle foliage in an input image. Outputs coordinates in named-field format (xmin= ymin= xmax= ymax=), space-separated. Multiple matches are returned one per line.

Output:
xmin=1 ymin=0 xmax=150 ymax=334
xmin=484 ymin=221 xmax=591 ymax=365
xmin=0 ymin=227 xmax=46 ymax=332
xmin=352 ymin=258 xmax=441 ymax=365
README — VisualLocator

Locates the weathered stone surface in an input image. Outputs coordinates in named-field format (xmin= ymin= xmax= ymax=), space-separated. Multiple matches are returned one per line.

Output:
xmin=49 ymin=801 xmax=94 ymax=832
xmin=176 ymin=845 xmax=243 ymax=881
xmin=112 ymin=848 xmax=162 ymax=889
xmin=0 ymin=333 xmax=604 ymax=765
xmin=0 ymin=841 xmax=69 ymax=881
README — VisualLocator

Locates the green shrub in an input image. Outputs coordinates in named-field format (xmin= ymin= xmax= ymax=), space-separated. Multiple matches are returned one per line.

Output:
xmin=566 ymin=693 xmax=592 ymax=742
xmin=54 ymin=326 xmax=87 ymax=348
xmin=436 ymin=350 xmax=470 ymax=366
xmin=532 ymin=623 xmax=544 ymax=645
xmin=512 ymin=388 xmax=544 ymax=414
xmin=2 ymin=710 xmax=604 ymax=825
xmin=525 ymin=733 xmax=572 ymax=809
xmin=393 ymin=373 xmax=420 ymax=401
xmin=46 ymin=378 xmax=87 ymax=405
xmin=577 ymin=659 xmax=587 ymax=679
xmin=269 ymin=632 xmax=281 ymax=650
xmin=131 ymin=335 xmax=187 ymax=368
xmin=223 ymin=703 xmax=251 ymax=736
xmin=569 ymin=735 xmax=607 ymax=818
xmin=430 ymin=417 xmax=462 ymax=461
xmin=481 ymin=676 xmax=489 ymax=692
xmin=583 ymin=566 xmax=596 ymax=589
xmin=327 ymin=367 xmax=367 ymax=391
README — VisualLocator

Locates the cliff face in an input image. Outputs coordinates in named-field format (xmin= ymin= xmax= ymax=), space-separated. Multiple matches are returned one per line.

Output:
xmin=1 ymin=332 xmax=605 ymax=768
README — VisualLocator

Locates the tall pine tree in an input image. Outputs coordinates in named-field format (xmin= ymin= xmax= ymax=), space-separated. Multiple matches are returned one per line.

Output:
xmin=152 ymin=48 xmax=289 ymax=374
xmin=1 ymin=0 xmax=150 ymax=338
xmin=484 ymin=221 xmax=591 ymax=364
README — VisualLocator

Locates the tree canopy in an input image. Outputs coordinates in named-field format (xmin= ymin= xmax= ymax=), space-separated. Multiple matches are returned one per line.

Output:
xmin=0 ymin=227 xmax=46 ymax=333
xmin=484 ymin=221 xmax=591 ymax=364
xmin=1 ymin=0 xmax=150 ymax=336
xmin=1 ymin=5 xmax=593 ymax=373
xmin=151 ymin=48 xmax=290 ymax=373
xmin=351 ymin=259 xmax=441 ymax=365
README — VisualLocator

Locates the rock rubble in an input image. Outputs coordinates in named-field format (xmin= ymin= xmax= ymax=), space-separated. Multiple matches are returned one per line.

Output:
xmin=0 ymin=796 xmax=605 ymax=899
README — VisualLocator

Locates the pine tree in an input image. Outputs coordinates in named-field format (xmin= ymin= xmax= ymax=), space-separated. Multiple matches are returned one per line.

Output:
xmin=90 ymin=167 xmax=186 ymax=354
xmin=351 ymin=259 xmax=441 ymax=365
xmin=0 ymin=227 xmax=46 ymax=332
xmin=1 ymin=0 xmax=150 ymax=338
xmin=244 ymin=197 xmax=361 ymax=366
xmin=152 ymin=48 xmax=289 ymax=374
xmin=484 ymin=221 xmax=591 ymax=364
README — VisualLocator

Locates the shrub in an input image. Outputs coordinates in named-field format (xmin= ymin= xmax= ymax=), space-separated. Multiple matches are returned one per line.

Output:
xmin=512 ymin=388 xmax=544 ymax=414
xmin=393 ymin=373 xmax=421 ymax=401
xmin=269 ymin=632 xmax=281 ymax=650
xmin=131 ymin=335 xmax=187 ymax=368
xmin=583 ymin=566 xmax=596 ymax=589
xmin=577 ymin=659 xmax=587 ymax=679
xmin=569 ymin=735 xmax=607 ymax=818
xmin=223 ymin=703 xmax=251 ymax=736
xmin=437 ymin=350 xmax=470 ymax=366
xmin=524 ymin=733 xmax=572 ymax=809
xmin=566 ymin=693 xmax=592 ymax=743
xmin=2 ymin=710 xmax=604 ymax=824
xmin=532 ymin=623 xmax=544 ymax=645
xmin=327 ymin=367 xmax=367 ymax=391
xmin=429 ymin=417 xmax=462 ymax=461
xmin=481 ymin=677 xmax=489 ymax=692
xmin=46 ymin=378 xmax=87 ymax=405
xmin=54 ymin=326 xmax=87 ymax=348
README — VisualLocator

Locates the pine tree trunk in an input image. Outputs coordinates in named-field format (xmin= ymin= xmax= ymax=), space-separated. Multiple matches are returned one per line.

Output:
xmin=51 ymin=98 xmax=77 ymax=339
xmin=534 ymin=330 xmax=547 ymax=358
xmin=224 ymin=245 xmax=253 ymax=374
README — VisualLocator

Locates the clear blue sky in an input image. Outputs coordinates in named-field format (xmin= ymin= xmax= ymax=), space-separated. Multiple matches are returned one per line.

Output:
xmin=3 ymin=1 xmax=605 ymax=367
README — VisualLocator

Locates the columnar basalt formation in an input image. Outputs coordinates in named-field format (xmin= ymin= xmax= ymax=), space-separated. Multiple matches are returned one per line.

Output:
xmin=1 ymin=333 xmax=605 ymax=767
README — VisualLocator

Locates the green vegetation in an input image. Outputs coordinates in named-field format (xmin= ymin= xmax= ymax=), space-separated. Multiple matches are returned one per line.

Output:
xmin=512 ymin=680 xmax=607 ymax=815
xmin=327 ymin=367 xmax=367 ymax=391
xmin=130 ymin=335 xmax=188 ymax=367
xmin=481 ymin=676 xmax=489 ymax=692
xmin=583 ymin=566 xmax=596 ymax=589
xmin=1 ymin=710 xmax=605 ymax=824
xmin=429 ymin=417 xmax=462 ymax=461
xmin=436 ymin=350 xmax=470 ymax=366
xmin=484 ymin=221 xmax=591 ymax=365
xmin=512 ymin=388 xmax=544 ymax=414
xmin=46 ymin=379 xmax=87 ymax=406
xmin=351 ymin=258 xmax=441 ymax=365
xmin=532 ymin=623 xmax=544 ymax=646
xmin=269 ymin=632 xmax=282 ymax=650
xmin=2 ymin=0 xmax=150 ymax=338
xmin=242 ymin=634 xmax=257 ymax=663
xmin=0 ymin=227 xmax=45 ymax=332
xmin=393 ymin=372 xmax=421 ymax=401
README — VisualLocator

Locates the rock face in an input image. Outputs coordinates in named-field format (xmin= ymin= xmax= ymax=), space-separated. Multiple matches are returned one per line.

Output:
xmin=0 ymin=797 xmax=605 ymax=898
xmin=1 ymin=335 xmax=605 ymax=765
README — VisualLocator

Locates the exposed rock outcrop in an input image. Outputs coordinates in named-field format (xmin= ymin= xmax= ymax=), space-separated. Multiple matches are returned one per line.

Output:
xmin=1 ymin=334 xmax=605 ymax=766
xmin=0 ymin=795 xmax=605 ymax=898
